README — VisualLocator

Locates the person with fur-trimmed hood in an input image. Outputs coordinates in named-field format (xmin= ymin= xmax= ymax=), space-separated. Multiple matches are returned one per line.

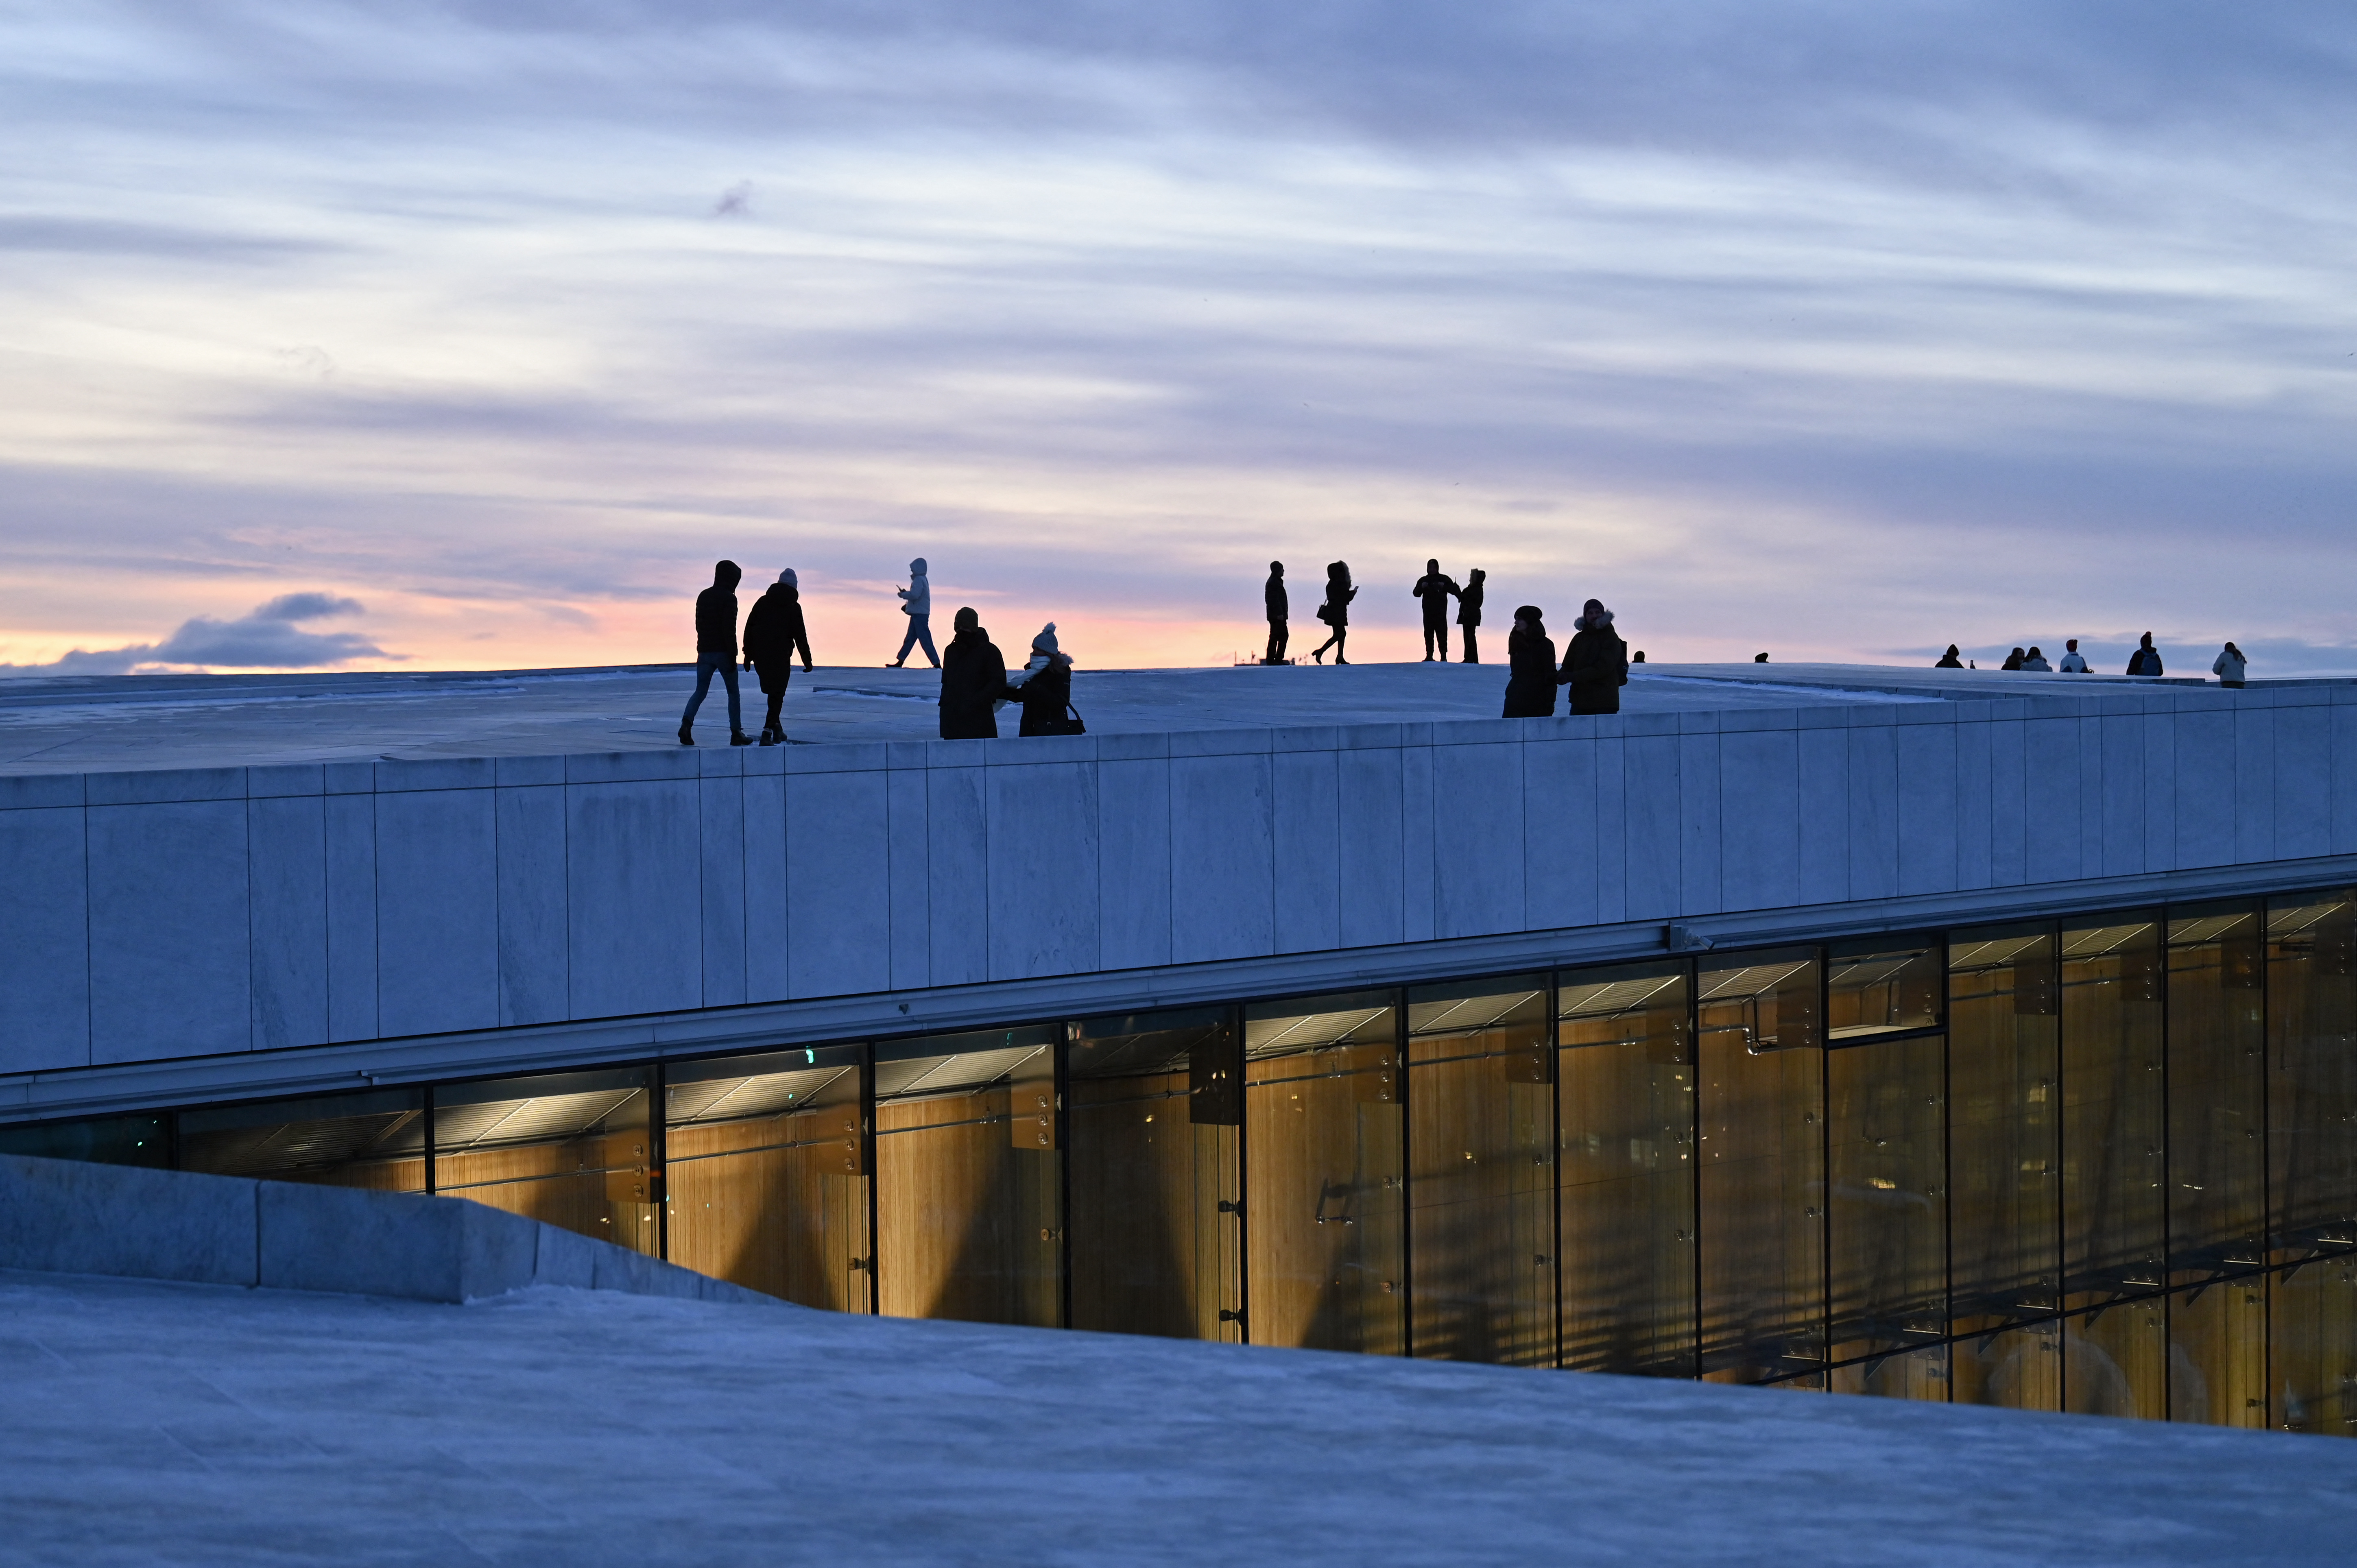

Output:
xmin=1564 ymin=598 xmax=1630 ymax=715
xmin=1005 ymin=622 xmax=1078 ymax=736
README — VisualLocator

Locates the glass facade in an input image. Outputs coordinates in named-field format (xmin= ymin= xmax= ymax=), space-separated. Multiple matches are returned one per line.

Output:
xmin=17 ymin=884 xmax=2357 ymax=1436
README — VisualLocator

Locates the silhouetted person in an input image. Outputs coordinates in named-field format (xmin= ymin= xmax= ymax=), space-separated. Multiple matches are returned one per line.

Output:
xmin=890 ymin=558 xmax=939 ymax=668
xmin=2058 ymin=639 xmax=2090 ymax=673
xmin=1309 ymin=561 xmax=1355 ymax=664
xmin=2022 ymin=646 xmax=2051 ymax=672
xmin=1457 ymin=569 xmax=1486 ymax=663
xmin=1006 ymin=623 xmax=1079 ymax=735
xmin=1631 ymin=650 xmax=1646 ymax=663
xmin=1264 ymin=562 xmax=1289 ymax=663
xmin=1754 ymin=652 xmax=1769 ymax=663
xmin=1935 ymin=645 xmax=1963 ymax=668
xmin=940 ymin=607 xmax=1006 ymax=739
xmin=2127 ymin=632 xmax=2163 ymax=676
xmin=742 ymin=569 xmax=814 ymax=746
xmin=1412 ymin=558 xmax=1459 ymax=661
xmin=1565 ymin=598 xmax=1630 ymax=715
xmin=679 ymin=560 xmax=751 ymax=747
xmin=2213 ymin=641 xmax=2247 ymax=688
xmin=2001 ymin=647 xmax=2026 ymax=671
xmin=1502 ymin=606 xmax=1564 ymax=717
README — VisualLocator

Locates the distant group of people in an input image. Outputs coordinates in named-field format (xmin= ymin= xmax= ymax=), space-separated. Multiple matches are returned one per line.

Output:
xmin=1261 ymin=557 xmax=1494 ymax=667
xmin=1933 ymin=631 xmax=2248 ymax=686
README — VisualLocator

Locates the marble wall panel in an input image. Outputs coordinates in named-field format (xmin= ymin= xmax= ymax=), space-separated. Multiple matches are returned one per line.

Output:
xmin=2022 ymin=719 xmax=2084 ymax=887
xmin=925 ymin=767 xmax=989 ymax=986
xmin=374 ymin=789 xmax=498 ymax=1039
xmin=246 ymin=794 xmax=327 ymax=1053
xmin=1593 ymin=736 xmax=1629 ymax=925
xmin=2172 ymin=710 xmax=2237 ymax=869
xmin=985 ymin=762 xmax=1101 ymax=980
xmin=698 ymin=775 xmax=747 ymax=1008
xmin=566 ymin=780 xmax=701 ymax=1021
xmin=2273 ymin=705 xmax=2331 ymax=862
xmin=1400 ymin=744 xmax=1436 ymax=942
xmin=2334 ymin=705 xmax=2357 ymax=857
xmin=1894 ymin=722 xmax=1957 ymax=898
xmin=1097 ymin=759 xmax=1172 ymax=971
xmin=495 ymin=786 xmax=568 ymax=1028
xmin=884 ymin=770 xmax=929 ymax=990
xmin=1794 ymin=726 xmax=1847 ymax=907
xmin=1678 ymin=733 xmax=1722 ymax=916
xmin=2099 ymin=716 xmax=2148 ymax=878
xmin=1953 ymin=720 xmax=1993 ymax=891
xmin=1720 ymin=730 xmax=1800 ymax=914
xmin=2233 ymin=709 xmax=2276 ymax=866
xmin=1844 ymin=725 xmax=1898 ymax=902
xmin=1987 ymin=719 xmax=2027 ymax=886
xmin=1433 ymin=741 xmax=1525 ymax=940
xmin=1621 ymin=736 xmax=1680 ymax=921
xmin=2141 ymin=713 xmax=2178 ymax=873
xmin=1337 ymin=746 xmax=1406 ymax=949
xmin=1169 ymin=752 xmax=1274 ymax=964
xmin=88 ymin=800 xmax=251 ymax=1064
xmin=0 ymin=807 xmax=89 ymax=1072
xmin=787 ymin=769 xmax=892 ymax=1000
xmin=742 ymin=769 xmax=791 ymax=1003
xmin=1523 ymin=739 xmax=1599 ymax=931
xmin=323 ymin=794 xmax=377 ymax=1043
xmin=1272 ymin=749 xmax=1341 ymax=955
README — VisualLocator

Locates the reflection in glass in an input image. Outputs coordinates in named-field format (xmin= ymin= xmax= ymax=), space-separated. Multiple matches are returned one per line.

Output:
xmin=2271 ymin=1261 xmax=2357 ymax=1435
xmin=2166 ymin=907 xmax=2266 ymax=1286
xmin=2063 ymin=1302 xmax=2166 ymax=1420
xmin=2167 ymin=1278 xmax=2266 ymax=1427
xmin=1947 ymin=926 xmax=2060 ymax=1342
xmin=873 ymin=1025 xmax=1061 ymax=1328
xmin=178 ymin=1088 xmax=426 ymax=1191
xmin=0 ymin=1114 xmax=168 ymax=1169
xmin=1066 ymin=1007 xmax=1242 ymax=1342
xmin=2060 ymin=917 xmax=2165 ymax=1310
xmin=1827 ymin=1031 xmax=1946 ymax=1369
xmin=434 ymin=1067 xmax=657 ymax=1253
xmin=665 ymin=1045 xmax=869 ymax=1311
xmin=1950 ymin=1320 xmax=2060 ymax=1412
xmin=1829 ymin=1343 xmax=1949 ymax=1401
xmin=1697 ymin=949 xmax=1824 ymax=1383
xmin=1827 ymin=941 xmax=1940 ymax=1040
xmin=1407 ymin=977 xmax=1554 ymax=1366
xmin=1245 ymin=990 xmax=1404 ymax=1354
xmin=2268 ymin=894 xmax=2357 ymax=1262
xmin=1558 ymin=962 xmax=1694 ymax=1376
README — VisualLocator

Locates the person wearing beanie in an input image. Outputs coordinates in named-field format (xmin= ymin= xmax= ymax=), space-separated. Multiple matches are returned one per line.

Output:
xmin=939 ymin=606 xmax=1006 ymax=739
xmin=890 ymin=557 xmax=939 ymax=669
xmin=1457 ymin=568 xmax=1487 ymax=663
xmin=1564 ymin=598 xmax=1629 ymax=715
xmin=679 ymin=559 xmax=752 ymax=746
xmin=1005 ymin=622 xmax=1080 ymax=736
xmin=1502 ymin=605 xmax=1564 ymax=718
xmin=741 ymin=568 xmax=815 ymax=746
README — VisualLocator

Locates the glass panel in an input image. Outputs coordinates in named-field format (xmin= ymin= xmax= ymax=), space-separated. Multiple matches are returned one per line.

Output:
xmin=1951 ymin=1319 xmax=2062 ymax=1412
xmin=2167 ymin=1278 xmax=2266 ymax=1427
xmin=1827 ymin=941 xmax=1940 ymax=1041
xmin=872 ymin=1025 xmax=1061 ymax=1328
xmin=665 ymin=1045 xmax=869 ymax=1311
xmin=1947 ymin=925 xmax=2061 ymax=1337
xmin=2062 ymin=1302 xmax=2166 ymax=1419
xmin=2165 ymin=906 xmax=2266 ymax=1286
xmin=2060 ymin=916 xmax=2166 ymax=1310
xmin=0 ymin=1113 xmax=168 ymax=1168
xmin=1066 ymin=1006 xmax=1242 ymax=1342
xmin=1558 ymin=961 xmax=1695 ymax=1376
xmin=1697 ymin=948 xmax=1825 ymax=1383
xmin=1827 ymin=1033 xmax=1947 ymax=1366
xmin=1244 ymin=990 xmax=1404 ymax=1354
xmin=2268 ymin=894 xmax=2357 ymax=1261
xmin=2271 ymin=1259 xmax=2357 ymax=1436
xmin=1829 ymin=1343 xmax=1949 ymax=1402
xmin=177 ymin=1088 xmax=426 ymax=1190
xmin=1407 ymin=976 xmax=1554 ymax=1366
xmin=434 ymin=1067 xmax=657 ymax=1254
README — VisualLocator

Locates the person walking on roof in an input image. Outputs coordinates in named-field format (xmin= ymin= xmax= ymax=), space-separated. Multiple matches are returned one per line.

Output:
xmin=1935 ymin=645 xmax=1963 ymax=668
xmin=939 ymin=607 xmax=1007 ymax=739
xmin=889 ymin=558 xmax=939 ymax=669
xmin=1503 ymin=606 xmax=1565 ymax=717
xmin=1457 ymin=569 xmax=1487 ymax=663
xmin=1309 ymin=562 xmax=1355 ymax=665
xmin=1412 ymin=559 xmax=1459 ymax=662
xmin=679 ymin=560 xmax=751 ymax=747
xmin=742 ymin=569 xmax=814 ymax=746
xmin=2213 ymin=641 xmax=2248 ymax=688
xmin=2058 ymin=639 xmax=2090 ymax=673
xmin=1006 ymin=623 xmax=1080 ymax=735
xmin=1264 ymin=562 xmax=1289 ymax=665
xmin=2127 ymin=632 xmax=2163 ymax=677
xmin=1565 ymin=599 xmax=1630 ymax=715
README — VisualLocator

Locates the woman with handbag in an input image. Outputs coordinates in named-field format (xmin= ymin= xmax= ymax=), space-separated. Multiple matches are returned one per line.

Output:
xmin=1308 ymin=561 xmax=1356 ymax=665
xmin=1005 ymin=622 xmax=1085 ymax=735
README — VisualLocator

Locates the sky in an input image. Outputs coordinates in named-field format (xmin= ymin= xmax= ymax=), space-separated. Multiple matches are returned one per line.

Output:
xmin=2 ymin=1 xmax=2354 ymax=676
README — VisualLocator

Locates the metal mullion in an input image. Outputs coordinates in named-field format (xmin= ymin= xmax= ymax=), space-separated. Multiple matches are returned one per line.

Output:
xmin=1549 ymin=967 xmax=1564 ymax=1372
xmin=653 ymin=1058 xmax=669 ymax=1263
xmin=1056 ymin=1022 xmax=1074 ymax=1332
xmin=1233 ymin=1001 xmax=1249 ymax=1346
xmin=422 ymin=1082 xmax=436 ymax=1195
xmin=862 ymin=1045 xmax=880 ymax=1316
xmin=1818 ymin=942 xmax=1832 ymax=1382
xmin=1688 ymin=953 xmax=1703 ymax=1382
xmin=1396 ymin=984 xmax=1412 ymax=1359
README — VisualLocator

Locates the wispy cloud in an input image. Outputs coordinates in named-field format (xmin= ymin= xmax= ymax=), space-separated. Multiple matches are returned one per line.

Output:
xmin=0 ymin=593 xmax=395 ymax=676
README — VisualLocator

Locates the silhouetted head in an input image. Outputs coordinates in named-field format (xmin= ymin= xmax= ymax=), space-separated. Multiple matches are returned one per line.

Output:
xmin=2140 ymin=631 xmax=2154 ymax=648
xmin=776 ymin=568 xmax=797 ymax=589
xmin=2010 ymin=647 xmax=2025 ymax=660
xmin=954 ymin=606 xmax=979 ymax=635
xmin=2226 ymin=641 xmax=2242 ymax=656
xmin=1580 ymin=598 xmax=1612 ymax=632
xmin=1328 ymin=560 xmax=1349 ymax=583
xmin=2066 ymin=639 xmax=2079 ymax=651
xmin=1427 ymin=558 xmax=1439 ymax=574
xmin=1269 ymin=561 xmax=1283 ymax=576
xmin=1513 ymin=604 xmax=1543 ymax=632
xmin=714 ymin=560 xmax=741 ymax=588
xmin=1755 ymin=652 xmax=1769 ymax=662
xmin=2028 ymin=647 xmax=2043 ymax=659
xmin=1032 ymin=622 xmax=1059 ymax=656
xmin=1945 ymin=644 xmax=1961 ymax=657
xmin=1468 ymin=568 xmax=1485 ymax=584
xmin=911 ymin=558 xmax=928 ymax=577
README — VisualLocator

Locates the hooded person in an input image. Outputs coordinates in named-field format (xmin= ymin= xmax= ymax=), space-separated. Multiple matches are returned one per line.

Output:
xmin=890 ymin=557 xmax=940 ymax=669
xmin=2127 ymin=631 xmax=2163 ymax=677
xmin=741 ymin=568 xmax=815 ymax=745
xmin=1004 ymin=622 xmax=1080 ymax=736
xmin=1564 ymin=598 xmax=1630 ymax=715
xmin=1935 ymin=645 xmax=1964 ymax=669
xmin=1502 ymin=605 xmax=1564 ymax=718
xmin=1456 ymin=569 xmax=1486 ymax=663
xmin=680 ymin=559 xmax=751 ymax=746
xmin=1308 ymin=561 xmax=1356 ymax=664
xmin=939 ymin=606 xmax=1007 ymax=739
xmin=1412 ymin=558 xmax=1459 ymax=661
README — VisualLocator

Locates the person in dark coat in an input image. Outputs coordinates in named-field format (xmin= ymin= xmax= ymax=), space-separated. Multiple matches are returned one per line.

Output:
xmin=1456 ymin=569 xmax=1486 ymax=663
xmin=741 ymin=568 xmax=814 ymax=746
xmin=939 ymin=607 xmax=1007 ymax=739
xmin=1264 ymin=562 xmax=1289 ymax=664
xmin=2127 ymin=632 xmax=2163 ymax=676
xmin=1502 ymin=605 xmax=1564 ymax=717
xmin=1935 ymin=645 xmax=1964 ymax=669
xmin=1564 ymin=599 xmax=1629 ymax=715
xmin=1412 ymin=559 xmax=1459 ymax=661
xmin=1006 ymin=622 xmax=1077 ymax=735
xmin=2001 ymin=647 xmax=2026 ymax=671
xmin=1309 ymin=561 xmax=1355 ymax=664
xmin=679 ymin=559 xmax=751 ymax=747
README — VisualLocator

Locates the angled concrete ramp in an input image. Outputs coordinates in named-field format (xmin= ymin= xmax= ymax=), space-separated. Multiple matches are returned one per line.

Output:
xmin=0 ymin=1152 xmax=775 ymax=1306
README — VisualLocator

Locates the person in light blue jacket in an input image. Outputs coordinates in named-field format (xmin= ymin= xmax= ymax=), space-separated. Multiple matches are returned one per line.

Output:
xmin=888 ymin=558 xmax=939 ymax=669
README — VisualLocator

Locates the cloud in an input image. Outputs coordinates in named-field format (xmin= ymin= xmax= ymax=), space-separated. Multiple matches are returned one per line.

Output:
xmin=0 ymin=594 xmax=395 ymax=677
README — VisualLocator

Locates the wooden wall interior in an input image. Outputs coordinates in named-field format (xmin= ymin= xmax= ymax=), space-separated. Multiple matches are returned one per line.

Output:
xmin=667 ymin=1107 xmax=869 ymax=1311
xmin=874 ymin=1088 xmax=1060 ymax=1328
xmin=2166 ymin=914 xmax=2266 ymax=1282
xmin=2060 ymin=920 xmax=2166 ymax=1311
xmin=437 ymin=1128 xmax=659 ymax=1257
xmin=2269 ymin=897 xmax=2357 ymax=1259
xmin=1407 ymin=1021 xmax=1553 ymax=1367
xmin=1825 ymin=1032 xmax=1946 ymax=1367
xmin=1245 ymin=1037 xmax=1404 ymax=1355
xmin=1066 ymin=1068 xmax=1238 ymax=1342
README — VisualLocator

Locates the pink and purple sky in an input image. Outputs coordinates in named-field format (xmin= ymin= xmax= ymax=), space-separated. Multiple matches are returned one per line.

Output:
xmin=4 ymin=2 xmax=2355 ymax=676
